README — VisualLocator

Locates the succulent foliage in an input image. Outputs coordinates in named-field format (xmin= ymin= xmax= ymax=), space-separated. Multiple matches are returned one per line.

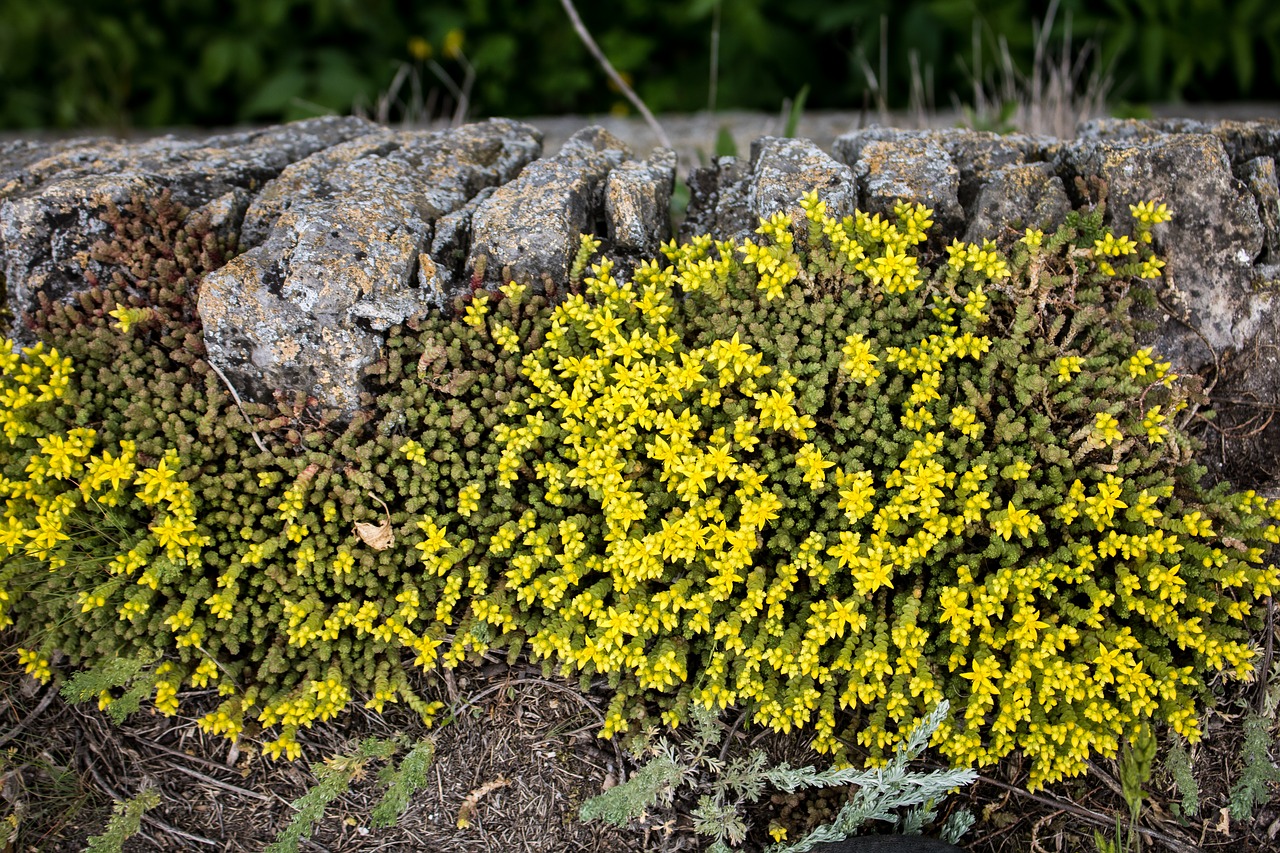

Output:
xmin=1 ymin=190 xmax=1277 ymax=791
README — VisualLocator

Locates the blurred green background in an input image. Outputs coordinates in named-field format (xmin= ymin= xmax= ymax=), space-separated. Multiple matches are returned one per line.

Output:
xmin=2 ymin=0 xmax=1278 ymax=130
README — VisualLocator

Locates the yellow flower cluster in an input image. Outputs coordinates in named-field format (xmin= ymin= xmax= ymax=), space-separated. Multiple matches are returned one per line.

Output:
xmin=740 ymin=213 xmax=802 ymax=301
xmin=0 ymin=338 xmax=222 ymax=718
xmin=456 ymin=194 xmax=1280 ymax=789
xmin=9 ymin=191 xmax=1277 ymax=794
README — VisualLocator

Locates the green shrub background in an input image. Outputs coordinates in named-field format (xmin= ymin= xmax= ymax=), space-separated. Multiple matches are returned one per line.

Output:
xmin=2 ymin=189 xmax=1277 ymax=790
xmin=2 ymin=0 xmax=1278 ymax=129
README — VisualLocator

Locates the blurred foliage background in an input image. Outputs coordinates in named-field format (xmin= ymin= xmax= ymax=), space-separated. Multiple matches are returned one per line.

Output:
xmin=1 ymin=0 xmax=1278 ymax=130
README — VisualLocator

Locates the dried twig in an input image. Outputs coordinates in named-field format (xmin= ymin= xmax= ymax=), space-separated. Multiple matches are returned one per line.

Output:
xmin=0 ymin=683 xmax=57 ymax=749
xmin=975 ymin=774 xmax=1201 ymax=853
xmin=451 ymin=676 xmax=628 ymax=783
xmin=208 ymin=361 xmax=269 ymax=454
xmin=456 ymin=776 xmax=509 ymax=828
xmin=158 ymin=758 xmax=271 ymax=802
xmin=85 ymin=762 xmax=219 ymax=848
xmin=558 ymin=0 xmax=673 ymax=150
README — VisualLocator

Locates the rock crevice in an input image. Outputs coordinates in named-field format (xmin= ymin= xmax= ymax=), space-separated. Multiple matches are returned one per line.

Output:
xmin=4 ymin=116 xmax=1280 ymax=427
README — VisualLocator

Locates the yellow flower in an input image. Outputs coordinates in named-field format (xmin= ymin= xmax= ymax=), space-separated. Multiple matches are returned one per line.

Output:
xmin=400 ymin=439 xmax=428 ymax=465
xmin=463 ymin=294 xmax=489 ymax=328
xmin=1142 ymin=406 xmax=1168 ymax=443
xmin=458 ymin=483 xmax=481 ymax=517
xmin=151 ymin=513 xmax=195 ymax=552
xmin=1004 ymin=459 xmax=1031 ymax=481
xmin=1129 ymin=200 xmax=1171 ymax=226
xmin=442 ymin=28 xmax=465 ymax=59
xmin=499 ymin=280 xmax=527 ymax=303
xmin=1093 ymin=232 xmax=1138 ymax=258
xmin=17 ymin=648 xmax=51 ymax=684
xmin=1054 ymin=356 xmax=1083 ymax=382
xmin=739 ymin=493 xmax=782 ymax=528
xmin=408 ymin=36 xmax=432 ymax=61
xmin=949 ymin=406 xmax=982 ymax=439
xmin=1093 ymin=412 xmax=1123 ymax=446
xmin=795 ymin=443 xmax=835 ymax=488
xmin=1128 ymin=348 xmax=1155 ymax=378
xmin=840 ymin=333 xmax=881 ymax=384
xmin=989 ymin=501 xmax=1043 ymax=540
xmin=108 ymin=304 xmax=151 ymax=334
xmin=492 ymin=323 xmax=520 ymax=354
xmin=1139 ymin=257 xmax=1166 ymax=279
xmin=135 ymin=452 xmax=182 ymax=505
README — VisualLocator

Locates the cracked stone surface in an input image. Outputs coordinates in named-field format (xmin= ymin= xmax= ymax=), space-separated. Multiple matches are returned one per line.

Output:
xmin=965 ymin=162 xmax=1071 ymax=243
xmin=4 ymin=114 xmax=1280 ymax=444
xmin=605 ymin=147 xmax=677 ymax=257
xmin=848 ymin=138 xmax=964 ymax=235
xmin=466 ymin=126 xmax=630 ymax=292
xmin=0 ymin=116 xmax=379 ymax=321
xmin=1057 ymin=133 xmax=1267 ymax=371
xmin=680 ymin=137 xmax=854 ymax=242
xmin=197 ymin=119 xmax=543 ymax=415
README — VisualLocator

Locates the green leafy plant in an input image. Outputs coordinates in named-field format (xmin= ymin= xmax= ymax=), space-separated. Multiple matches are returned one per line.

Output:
xmin=1094 ymin=724 xmax=1156 ymax=853
xmin=1163 ymin=735 xmax=1199 ymax=820
xmin=583 ymin=700 xmax=975 ymax=852
xmin=266 ymin=735 xmax=435 ymax=853
xmin=5 ymin=0 xmax=1279 ymax=130
xmin=1228 ymin=712 xmax=1280 ymax=822
xmin=83 ymin=788 xmax=161 ymax=853
xmin=782 ymin=84 xmax=809 ymax=139
xmin=59 ymin=653 xmax=158 ymax=724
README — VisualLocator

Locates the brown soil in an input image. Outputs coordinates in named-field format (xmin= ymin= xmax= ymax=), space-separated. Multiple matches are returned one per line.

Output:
xmin=3 ymin=640 xmax=1280 ymax=853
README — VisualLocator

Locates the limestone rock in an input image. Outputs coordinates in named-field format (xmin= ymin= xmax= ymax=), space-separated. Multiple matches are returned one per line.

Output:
xmin=680 ymin=138 xmax=854 ymax=242
xmin=1059 ymin=133 xmax=1267 ymax=370
xmin=198 ymin=119 xmax=542 ymax=416
xmin=1078 ymin=117 xmax=1280 ymax=168
xmin=1240 ymin=157 xmax=1280 ymax=266
xmin=965 ymin=162 xmax=1071 ymax=243
xmin=850 ymin=138 xmax=964 ymax=235
xmin=679 ymin=156 xmax=753 ymax=242
xmin=833 ymin=127 xmax=1048 ymax=218
xmin=0 ymin=116 xmax=379 ymax=321
xmin=1075 ymin=117 xmax=1206 ymax=143
xmin=467 ymin=127 xmax=629 ymax=291
xmin=238 ymin=120 xmax=540 ymax=249
xmin=606 ymin=148 xmax=676 ymax=256
xmin=194 ymin=188 xmax=253 ymax=248
xmin=1211 ymin=120 xmax=1280 ymax=167
xmin=426 ymin=186 xmax=497 ymax=303
xmin=747 ymin=136 xmax=856 ymax=224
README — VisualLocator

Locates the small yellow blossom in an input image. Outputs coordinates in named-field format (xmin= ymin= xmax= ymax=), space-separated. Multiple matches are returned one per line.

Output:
xmin=1093 ymin=412 xmax=1123 ymax=445
xmin=463 ymin=294 xmax=489 ymax=328
xmin=1054 ymin=356 xmax=1083 ymax=382
xmin=458 ymin=483 xmax=481 ymax=517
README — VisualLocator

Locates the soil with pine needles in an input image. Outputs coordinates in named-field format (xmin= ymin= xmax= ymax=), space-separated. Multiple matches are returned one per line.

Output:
xmin=2 ymin=641 xmax=1279 ymax=853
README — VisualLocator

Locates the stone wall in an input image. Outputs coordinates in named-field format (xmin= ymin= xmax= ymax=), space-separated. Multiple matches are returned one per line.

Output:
xmin=3 ymin=117 xmax=1279 ymax=466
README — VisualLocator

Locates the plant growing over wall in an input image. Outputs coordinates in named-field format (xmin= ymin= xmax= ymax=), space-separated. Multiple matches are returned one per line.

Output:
xmin=2 ymin=188 xmax=1277 ymax=795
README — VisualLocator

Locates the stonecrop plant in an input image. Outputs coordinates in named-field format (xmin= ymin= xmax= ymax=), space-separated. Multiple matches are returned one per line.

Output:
xmin=1 ymin=189 xmax=1276 ymax=790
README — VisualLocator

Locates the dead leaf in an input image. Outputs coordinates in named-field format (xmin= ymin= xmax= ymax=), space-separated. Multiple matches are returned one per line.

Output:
xmin=355 ymin=492 xmax=394 ymax=551
xmin=1217 ymin=806 xmax=1231 ymax=835
xmin=355 ymin=520 xmax=393 ymax=551
xmin=456 ymin=777 xmax=509 ymax=828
